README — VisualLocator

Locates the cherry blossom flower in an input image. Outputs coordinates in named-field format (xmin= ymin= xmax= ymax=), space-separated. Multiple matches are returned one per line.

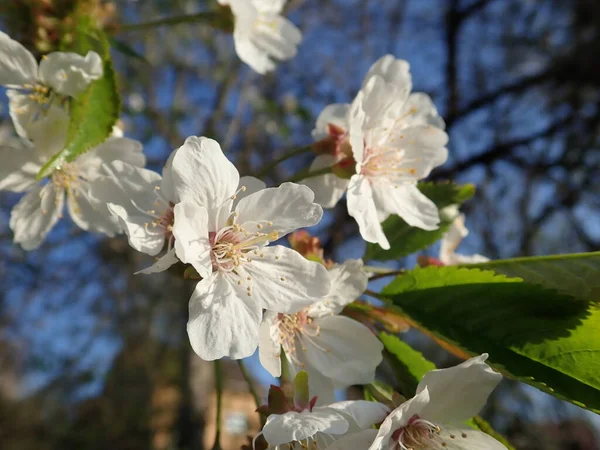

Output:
xmin=258 ymin=259 xmax=383 ymax=403
xmin=305 ymin=55 xmax=448 ymax=249
xmin=368 ymin=354 xmax=506 ymax=450
xmin=168 ymin=136 xmax=330 ymax=360
xmin=259 ymin=399 xmax=388 ymax=450
xmin=0 ymin=107 xmax=144 ymax=250
xmin=218 ymin=0 xmax=302 ymax=74
xmin=0 ymin=31 xmax=103 ymax=138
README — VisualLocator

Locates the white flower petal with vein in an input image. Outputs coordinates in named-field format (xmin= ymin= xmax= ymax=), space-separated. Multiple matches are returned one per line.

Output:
xmin=259 ymin=260 xmax=382 ymax=402
xmin=368 ymin=354 xmax=505 ymax=450
xmin=170 ymin=136 xmax=330 ymax=360
xmin=223 ymin=0 xmax=302 ymax=74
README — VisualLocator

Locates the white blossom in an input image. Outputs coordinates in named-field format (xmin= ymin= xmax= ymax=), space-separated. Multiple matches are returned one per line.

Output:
xmin=439 ymin=209 xmax=489 ymax=265
xmin=168 ymin=136 xmax=330 ymax=360
xmin=368 ymin=354 xmax=506 ymax=450
xmin=97 ymin=151 xmax=180 ymax=274
xmin=260 ymin=400 xmax=388 ymax=450
xmin=259 ymin=259 xmax=383 ymax=403
xmin=0 ymin=107 xmax=144 ymax=250
xmin=0 ymin=31 xmax=102 ymax=138
xmin=218 ymin=0 xmax=302 ymax=74
xmin=305 ymin=55 xmax=448 ymax=249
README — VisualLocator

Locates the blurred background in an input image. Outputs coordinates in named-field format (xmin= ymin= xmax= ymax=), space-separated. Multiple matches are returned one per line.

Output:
xmin=0 ymin=0 xmax=599 ymax=449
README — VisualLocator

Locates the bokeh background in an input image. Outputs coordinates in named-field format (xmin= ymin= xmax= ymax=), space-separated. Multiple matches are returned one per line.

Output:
xmin=0 ymin=0 xmax=599 ymax=449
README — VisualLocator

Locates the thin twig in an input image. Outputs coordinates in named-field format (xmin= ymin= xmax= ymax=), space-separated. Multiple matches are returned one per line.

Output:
xmin=115 ymin=12 xmax=223 ymax=33
xmin=255 ymin=145 xmax=313 ymax=179
xmin=287 ymin=166 xmax=332 ymax=183
xmin=211 ymin=360 xmax=224 ymax=450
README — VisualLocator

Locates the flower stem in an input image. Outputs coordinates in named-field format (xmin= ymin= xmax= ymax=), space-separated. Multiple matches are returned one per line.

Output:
xmin=255 ymin=145 xmax=313 ymax=179
xmin=237 ymin=360 xmax=263 ymax=420
xmin=211 ymin=359 xmax=224 ymax=450
xmin=115 ymin=11 xmax=225 ymax=33
xmin=287 ymin=165 xmax=332 ymax=183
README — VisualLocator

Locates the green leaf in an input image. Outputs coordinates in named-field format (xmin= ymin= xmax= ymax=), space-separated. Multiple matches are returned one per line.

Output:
xmin=37 ymin=19 xmax=120 ymax=179
xmin=364 ymin=182 xmax=475 ymax=261
xmin=381 ymin=266 xmax=600 ymax=414
xmin=379 ymin=332 xmax=435 ymax=396
xmin=466 ymin=252 xmax=600 ymax=303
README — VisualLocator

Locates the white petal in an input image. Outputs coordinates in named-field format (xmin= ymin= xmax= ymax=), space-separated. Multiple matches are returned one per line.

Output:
xmin=406 ymin=92 xmax=445 ymax=129
xmin=7 ymin=90 xmax=38 ymax=139
xmin=136 ymin=248 xmax=179 ymax=275
xmin=347 ymin=175 xmax=389 ymax=249
xmin=0 ymin=31 xmax=37 ymax=86
xmin=307 ymin=259 xmax=368 ymax=317
xmin=172 ymin=136 xmax=239 ymax=226
xmin=236 ymin=182 xmax=323 ymax=237
xmin=187 ymin=273 xmax=262 ymax=360
xmin=348 ymin=95 xmax=366 ymax=165
xmin=324 ymin=400 xmax=389 ymax=430
xmin=369 ymin=388 xmax=430 ymax=450
xmin=312 ymin=104 xmax=350 ymax=140
xmin=450 ymin=253 xmax=490 ymax=265
xmin=358 ymin=75 xmax=401 ymax=131
xmin=416 ymin=354 xmax=501 ymax=424
xmin=172 ymin=201 xmax=212 ymax=279
xmin=244 ymin=245 xmax=331 ymax=313
xmin=251 ymin=0 xmax=286 ymax=14
xmin=24 ymin=105 xmax=69 ymax=157
xmin=77 ymin=137 xmax=145 ymax=180
xmin=372 ymin=182 xmax=440 ymax=231
xmin=0 ymin=144 xmax=41 ymax=192
xmin=258 ymin=310 xmax=282 ymax=377
xmin=324 ymin=429 xmax=378 ymax=450
xmin=303 ymin=316 xmax=383 ymax=386
xmin=235 ymin=175 xmax=266 ymax=207
xmin=102 ymin=161 xmax=163 ymax=211
xmin=262 ymin=410 xmax=349 ymax=446
xmin=440 ymin=213 xmax=468 ymax=264
xmin=67 ymin=185 xmax=119 ymax=236
xmin=38 ymin=51 xmax=103 ymax=96
xmin=233 ymin=33 xmax=276 ymax=74
xmin=252 ymin=15 xmax=302 ymax=61
xmin=363 ymin=55 xmax=412 ymax=95
xmin=437 ymin=426 xmax=508 ymax=450
xmin=107 ymin=204 xmax=165 ymax=255
xmin=160 ymin=148 xmax=178 ymax=203
xmin=302 ymin=155 xmax=349 ymax=209
xmin=10 ymin=183 xmax=64 ymax=250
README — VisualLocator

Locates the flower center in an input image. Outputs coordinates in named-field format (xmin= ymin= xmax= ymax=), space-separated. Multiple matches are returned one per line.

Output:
xmin=209 ymin=216 xmax=279 ymax=295
xmin=26 ymin=83 xmax=53 ymax=105
xmin=361 ymin=146 xmax=417 ymax=181
xmin=130 ymin=185 xmax=176 ymax=245
xmin=51 ymin=163 xmax=79 ymax=189
xmin=392 ymin=415 xmax=462 ymax=450
xmin=277 ymin=310 xmax=328 ymax=366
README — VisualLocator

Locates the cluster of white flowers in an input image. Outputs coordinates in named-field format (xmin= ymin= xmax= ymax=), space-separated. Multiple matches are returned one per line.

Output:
xmin=0 ymin=12 xmax=505 ymax=450
xmin=257 ymin=355 xmax=506 ymax=450
xmin=304 ymin=55 xmax=448 ymax=249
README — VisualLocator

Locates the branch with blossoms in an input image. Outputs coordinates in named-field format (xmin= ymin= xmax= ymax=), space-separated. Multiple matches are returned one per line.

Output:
xmin=1 ymin=2 xmax=599 ymax=450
